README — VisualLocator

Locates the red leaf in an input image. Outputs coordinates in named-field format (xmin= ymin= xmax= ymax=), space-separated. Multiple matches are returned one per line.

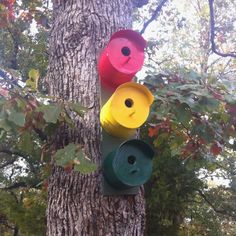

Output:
xmin=227 ymin=104 xmax=236 ymax=116
xmin=166 ymin=91 xmax=174 ymax=97
xmin=181 ymin=141 xmax=198 ymax=158
xmin=198 ymin=138 xmax=206 ymax=145
xmin=212 ymin=91 xmax=223 ymax=100
xmin=64 ymin=165 xmax=73 ymax=173
xmin=37 ymin=15 xmax=49 ymax=28
xmin=0 ymin=11 xmax=9 ymax=28
xmin=43 ymin=180 xmax=48 ymax=190
xmin=0 ymin=87 xmax=9 ymax=97
xmin=210 ymin=143 xmax=222 ymax=156
xmin=192 ymin=154 xmax=199 ymax=160
xmin=0 ymin=0 xmax=14 ymax=27
xmin=148 ymin=126 xmax=159 ymax=137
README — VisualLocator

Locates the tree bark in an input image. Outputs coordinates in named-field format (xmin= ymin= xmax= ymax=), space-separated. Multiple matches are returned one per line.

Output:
xmin=13 ymin=226 xmax=19 ymax=236
xmin=47 ymin=0 xmax=146 ymax=235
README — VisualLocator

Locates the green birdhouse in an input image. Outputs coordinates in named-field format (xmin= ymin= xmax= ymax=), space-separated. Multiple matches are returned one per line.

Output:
xmin=102 ymin=139 xmax=154 ymax=195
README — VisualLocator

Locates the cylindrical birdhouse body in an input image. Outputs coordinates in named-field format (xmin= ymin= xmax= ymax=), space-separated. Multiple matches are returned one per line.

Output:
xmin=100 ymin=82 xmax=154 ymax=138
xmin=98 ymin=30 xmax=146 ymax=90
xmin=103 ymin=140 xmax=154 ymax=189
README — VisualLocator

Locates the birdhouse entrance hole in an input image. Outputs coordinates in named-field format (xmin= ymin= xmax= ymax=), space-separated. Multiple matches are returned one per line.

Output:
xmin=121 ymin=47 xmax=131 ymax=56
xmin=128 ymin=155 xmax=136 ymax=165
xmin=125 ymin=98 xmax=133 ymax=108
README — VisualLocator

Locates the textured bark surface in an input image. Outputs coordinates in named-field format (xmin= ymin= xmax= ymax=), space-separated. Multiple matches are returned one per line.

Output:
xmin=47 ymin=0 xmax=146 ymax=235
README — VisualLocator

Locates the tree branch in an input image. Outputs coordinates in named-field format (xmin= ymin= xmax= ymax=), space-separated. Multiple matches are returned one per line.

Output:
xmin=0 ymin=158 xmax=16 ymax=169
xmin=0 ymin=215 xmax=15 ymax=230
xmin=140 ymin=0 xmax=169 ymax=35
xmin=0 ymin=149 xmax=27 ymax=158
xmin=198 ymin=190 xmax=235 ymax=217
xmin=132 ymin=0 xmax=148 ymax=8
xmin=2 ymin=182 xmax=28 ymax=190
xmin=208 ymin=0 xmax=236 ymax=58
xmin=7 ymin=27 xmax=19 ymax=70
xmin=0 ymin=69 xmax=22 ymax=88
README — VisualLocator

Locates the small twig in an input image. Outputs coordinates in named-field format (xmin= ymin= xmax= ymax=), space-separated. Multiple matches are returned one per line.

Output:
xmin=208 ymin=0 xmax=236 ymax=58
xmin=140 ymin=0 xmax=169 ymax=35
xmin=2 ymin=182 xmax=27 ymax=190
xmin=218 ymin=58 xmax=232 ymax=77
xmin=206 ymin=57 xmax=222 ymax=71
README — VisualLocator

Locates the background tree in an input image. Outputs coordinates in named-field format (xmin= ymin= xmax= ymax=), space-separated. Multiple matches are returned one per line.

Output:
xmin=134 ymin=0 xmax=236 ymax=235
xmin=0 ymin=1 xmax=50 ymax=235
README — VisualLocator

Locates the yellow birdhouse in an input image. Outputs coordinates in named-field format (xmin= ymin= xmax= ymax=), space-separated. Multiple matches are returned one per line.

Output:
xmin=100 ymin=82 xmax=154 ymax=138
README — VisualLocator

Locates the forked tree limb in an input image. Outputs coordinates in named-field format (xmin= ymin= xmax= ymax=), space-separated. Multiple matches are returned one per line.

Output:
xmin=140 ymin=0 xmax=169 ymax=34
xmin=140 ymin=0 xmax=235 ymax=58
xmin=208 ymin=0 xmax=236 ymax=58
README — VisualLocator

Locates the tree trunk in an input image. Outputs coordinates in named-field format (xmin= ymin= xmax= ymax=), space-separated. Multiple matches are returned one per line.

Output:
xmin=47 ymin=0 xmax=146 ymax=235
xmin=13 ymin=226 xmax=18 ymax=236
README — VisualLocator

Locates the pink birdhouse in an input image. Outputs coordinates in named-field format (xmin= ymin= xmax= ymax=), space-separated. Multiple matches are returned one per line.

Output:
xmin=98 ymin=29 xmax=146 ymax=90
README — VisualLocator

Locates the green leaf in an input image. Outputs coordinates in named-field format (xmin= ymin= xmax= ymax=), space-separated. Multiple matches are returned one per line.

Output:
xmin=69 ymin=102 xmax=88 ymax=117
xmin=0 ymin=111 xmax=11 ymax=131
xmin=173 ymin=103 xmax=192 ymax=126
xmin=0 ymin=99 xmax=5 ymax=107
xmin=55 ymin=143 xmax=97 ymax=174
xmin=28 ymin=69 xmax=40 ymax=81
xmin=153 ymin=102 xmax=169 ymax=119
xmin=54 ymin=143 xmax=76 ymax=166
xmin=44 ymin=123 xmax=59 ymax=136
xmin=37 ymin=104 xmax=62 ymax=124
xmin=26 ymin=69 xmax=40 ymax=91
xmin=191 ymin=124 xmax=214 ymax=143
xmin=188 ymin=70 xmax=201 ymax=81
xmin=193 ymin=97 xmax=219 ymax=112
xmin=191 ymin=89 xmax=212 ymax=98
xmin=8 ymin=109 xmax=25 ymax=127
xmin=18 ymin=132 xmax=34 ymax=155
xmin=153 ymin=133 xmax=169 ymax=148
xmin=63 ymin=113 xmax=74 ymax=127
xmin=73 ymin=150 xmax=97 ymax=174
xmin=0 ymin=129 xmax=6 ymax=141
xmin=176 ymin=84 xmax=203 ymax=91
xmin=0 ymin=120 xmax=11 ymax=131
xmin=225 ymin=94 xmax=236 ymax=105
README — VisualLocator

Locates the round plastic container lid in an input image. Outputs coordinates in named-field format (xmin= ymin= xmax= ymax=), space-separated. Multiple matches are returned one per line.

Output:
xmin=110 ymin=82 xmax=154 ymax=129
xmin=107 ymin=38 xmax=145 ymax=74
xmin=113 ymin=139 xmax=154 ymax=187
xmin=107 ymin=29 xmax=146 ymax=75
